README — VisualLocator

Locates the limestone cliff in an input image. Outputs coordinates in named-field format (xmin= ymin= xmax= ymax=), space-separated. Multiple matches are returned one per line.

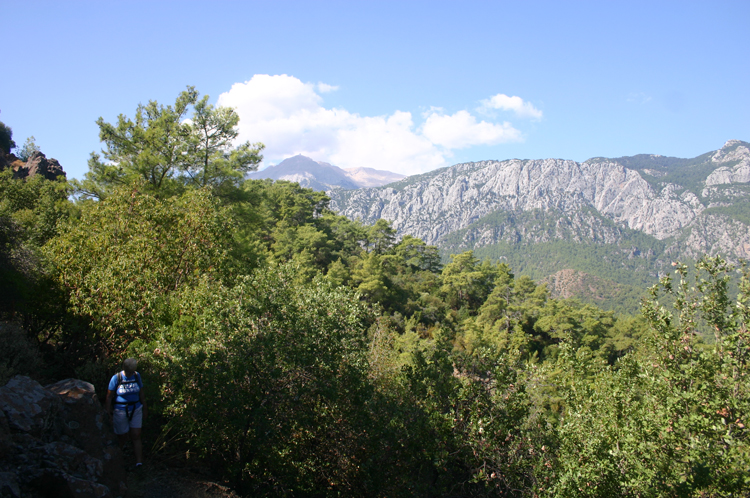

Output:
xmin=329 ymin=140 xmax=750 ymax=288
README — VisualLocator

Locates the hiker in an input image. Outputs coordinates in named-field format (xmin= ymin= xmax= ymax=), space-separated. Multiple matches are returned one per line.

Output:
xmin=106 ymin=358 xmax=147 ymax=468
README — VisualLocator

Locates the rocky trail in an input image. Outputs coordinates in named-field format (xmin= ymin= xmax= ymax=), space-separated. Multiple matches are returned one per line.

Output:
xmin=0 ymin=375 xmax=238 ymax=498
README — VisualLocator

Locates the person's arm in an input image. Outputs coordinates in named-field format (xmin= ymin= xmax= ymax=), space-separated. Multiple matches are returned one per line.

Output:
xmin=139 ymin=387 xmax=147 ymax=419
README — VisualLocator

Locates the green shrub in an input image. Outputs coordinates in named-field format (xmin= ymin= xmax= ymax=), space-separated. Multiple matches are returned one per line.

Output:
xmin=0 ymin=321 xmax=42 ymax=385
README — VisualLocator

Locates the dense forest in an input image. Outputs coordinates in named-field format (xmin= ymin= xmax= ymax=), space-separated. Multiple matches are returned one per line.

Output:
xmin=1 ymin=88 xmax=748 ymax=497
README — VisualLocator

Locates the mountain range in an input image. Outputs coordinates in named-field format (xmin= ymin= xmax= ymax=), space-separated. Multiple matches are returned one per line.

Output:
xmin=248 ymin=155 xmax=405 ymax=190
xmin=251 ymin=142 xmax=750 ymax=312
xmin=322 ymin=140 xmax=750 ymax=312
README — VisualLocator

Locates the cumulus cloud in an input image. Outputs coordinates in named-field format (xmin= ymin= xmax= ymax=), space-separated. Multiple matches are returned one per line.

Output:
xmin=421 ymin=110 xmax=521 ymax=149
xmin=480 ymin=94 xmax=543 ymax=120
xmin=217 ymin=75 xmax=529 ymax=175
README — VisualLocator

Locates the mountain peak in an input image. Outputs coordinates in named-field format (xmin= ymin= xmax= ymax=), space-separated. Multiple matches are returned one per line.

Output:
xmin=249 ymin=156 xmax=404 ymax=190
xmin=723 ymin=139 xmax=746 ymax=149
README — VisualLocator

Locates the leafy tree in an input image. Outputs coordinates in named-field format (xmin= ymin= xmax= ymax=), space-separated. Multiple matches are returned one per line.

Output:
xmin=440 ymin=251 xmax=505 ymax=312
xmin=325 ymin=258 xmax=350 ymax=287
xmin=394 ymin=235 xmax=442 ymax=273
xmin=0 ymin=168 xmax=71 ymax=248
xmin=368 ymin=218 xmax=396 ymax=254
xmin=0 ymin=121 xmax=15 ymax=153
xmin=0 ymin=169 xmax=72 ymax=325
xmin=352 ymin=252 xmax=389 ymax=303
xmin=17 ymin=136 xmax=40 ymax=162
xmin=182 ymin=95 xmax=264 ymax=194
xmin=74 ymin=87 xmax=263 ymax=199
xmin=44 ymin=184 xmax=233 ymax=353
xmin=138 ymin=266 xmax=377 ymax=494
xmin=546 ymin=256 xmax=750 ymax=497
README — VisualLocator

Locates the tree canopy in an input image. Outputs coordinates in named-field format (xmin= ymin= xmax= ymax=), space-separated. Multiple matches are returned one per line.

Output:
xmin=74 ymin=86 xmax=264 ymax=199
xmin=0 ymin=121 xmax=15 ymax=154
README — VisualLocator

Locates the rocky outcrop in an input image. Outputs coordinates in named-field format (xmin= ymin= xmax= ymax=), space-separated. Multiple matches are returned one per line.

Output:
xmin=14 ymin=151 xmax=66 ymax=181
xmin=0 ymin=376 xmax=127 ymax=497
xmin=0 ymin=150 xmax=66 ymax=181
xmin=331 ymin=157 xmax=706 ymax=245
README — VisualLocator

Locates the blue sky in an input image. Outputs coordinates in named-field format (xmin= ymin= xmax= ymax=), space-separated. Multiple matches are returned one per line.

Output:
xmin=2 ymin=0 xmax=748 ymax=179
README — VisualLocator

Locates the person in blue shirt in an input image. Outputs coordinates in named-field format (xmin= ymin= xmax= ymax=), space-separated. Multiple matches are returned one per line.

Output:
xmin=105 ymin=358 xmax=147 ymax=468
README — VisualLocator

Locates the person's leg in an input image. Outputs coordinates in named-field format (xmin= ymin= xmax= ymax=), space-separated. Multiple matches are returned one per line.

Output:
xmin=130 ymin=428 xmax=143 ymax=465
xmin=113 ymin=410 xmax=130 ymax=449
xmin=129 ymin=406 xmax=144 ymax=465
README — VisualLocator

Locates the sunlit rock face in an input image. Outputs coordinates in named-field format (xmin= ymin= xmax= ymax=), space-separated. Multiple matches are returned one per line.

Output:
xmin=330 ymin=140 xmax=750 ymax=262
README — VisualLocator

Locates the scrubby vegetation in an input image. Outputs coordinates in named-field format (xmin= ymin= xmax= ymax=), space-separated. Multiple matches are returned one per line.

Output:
xmin=1 ymin=89 xmax=748 ymax=497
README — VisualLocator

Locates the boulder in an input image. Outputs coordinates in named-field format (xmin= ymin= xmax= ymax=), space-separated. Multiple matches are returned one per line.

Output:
xmin=0 ymin=376 xmax=60 ymax=436
xmin=0 ymin=376 xmax=127 ymax=497
xmin=46 ymin=379 xmax=127 ymax=494
xmin=13 ymin=151 xmax=66 ymax=180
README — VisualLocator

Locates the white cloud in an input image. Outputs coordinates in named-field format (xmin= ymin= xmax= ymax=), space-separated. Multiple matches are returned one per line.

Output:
xmin=217 ymin=75 xmax=530 ymax=175
xmin=421 ymin=110 xmax=522 ymax=149
xmin=317 ymin=82 xmax=339 ymax=93
xmin=480 ymin=94 xmax=543 ymax=120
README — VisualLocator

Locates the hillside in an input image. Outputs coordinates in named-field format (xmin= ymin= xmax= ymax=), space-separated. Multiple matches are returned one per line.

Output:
xmin=329 ymin=140 xmax=750 ymax=308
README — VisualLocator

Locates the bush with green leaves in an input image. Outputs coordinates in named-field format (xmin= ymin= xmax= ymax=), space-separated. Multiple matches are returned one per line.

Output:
xmin=137 ymin=266 xmax=381 ymax=494
xmin=545 ymin=256 xmax=750 ymax=497
xmin=44 ymin=184 xmax=233 ymax=353
xmin=16 ymin=136 xmax=40 ymax=162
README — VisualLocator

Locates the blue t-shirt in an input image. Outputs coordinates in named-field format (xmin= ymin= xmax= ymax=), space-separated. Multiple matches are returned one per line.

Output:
xmin=108 ymin=371 xmax=143 ymax=410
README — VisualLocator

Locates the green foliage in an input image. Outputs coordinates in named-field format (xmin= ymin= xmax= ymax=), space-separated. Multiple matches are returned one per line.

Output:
xmin=45 ymin=185 xmax=233 ymax=353
xmin=547 ymin=256 xmax=750 ymax=497
xmin=74 ymin=87 xmax=264 ymax=200
xmin=0 ymin=321 xmax=42 ymax=384
xmin=139 ymin=266 xmax=377 ymax=494
xmin=16 ymin=136 xmax=40 ymax=162
xmin=0 ymin=121 xmax=15 ymax=153
xmin=0 ymin=170 xmax=74 ymax=356
xmin=368 ymin=218 xmax=396 ymax=254
xmin=0 ymin=169 xmax=72 ymax=247
xmin=440 ymin=251 xmax=509 ymax=312
xmin=20 ymin=94 xmax=750 ymax=495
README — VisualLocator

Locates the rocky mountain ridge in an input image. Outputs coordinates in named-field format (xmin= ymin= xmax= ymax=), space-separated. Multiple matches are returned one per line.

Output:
xmin=329 ymin=140 xmax=750 ymax=295
xmin=249 ymin=155 xmax=404 ymax=190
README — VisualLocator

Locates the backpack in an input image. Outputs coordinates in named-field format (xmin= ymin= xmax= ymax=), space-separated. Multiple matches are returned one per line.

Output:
xmin=114 ymin=371 xmax=141 ymax=421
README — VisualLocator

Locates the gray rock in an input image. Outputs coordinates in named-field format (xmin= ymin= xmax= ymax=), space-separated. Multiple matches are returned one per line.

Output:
xmin=0 ymin=376 xmax=127 ymax=498
xmin=0 ymin=376 xmax=60 ymax=435
xmin=13 ymin=151 xmax=66 ymax=180
xmin=330 ymin=140 xmax=750 ymax=265
xmin=0 ymin=471 xmax=21 ymax=497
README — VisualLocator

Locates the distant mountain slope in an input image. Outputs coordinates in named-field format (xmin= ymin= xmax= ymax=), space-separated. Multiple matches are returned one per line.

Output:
xmin=249 ymin=155 xmax=404 ymax=190
xmin=329 ymin=140 xmax=750 ymax=308
xmin=343 ymin=167 xmax=405 ymax=187
xmin=540 ymin=269 xmax=646 ymax=315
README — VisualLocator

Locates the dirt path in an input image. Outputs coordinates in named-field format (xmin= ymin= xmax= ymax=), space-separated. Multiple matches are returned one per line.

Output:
xmin=125 ymin=466 xmax=240 ymax=498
